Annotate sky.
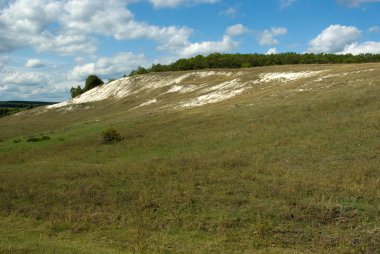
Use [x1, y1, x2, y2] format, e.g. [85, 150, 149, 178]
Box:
[0, 0, 380, 102]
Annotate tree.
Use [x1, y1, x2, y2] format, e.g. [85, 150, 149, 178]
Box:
[129, 66, 148, 76]
[84, 75, 104, 92]
[70, 85, 84, 98]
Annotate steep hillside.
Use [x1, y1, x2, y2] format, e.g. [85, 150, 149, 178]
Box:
[0, 64, 379, 253]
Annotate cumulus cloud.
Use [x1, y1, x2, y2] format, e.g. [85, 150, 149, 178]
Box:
[340, 41, 380, 54]
[69, 52, 148, 81]
[0, 0, 194, 56]
[0, 67, 81, 101]
[3, 71, 50, 86]
[337, 0, 380, 7]
[149, 0, 219, 8]
[25, 59, 45, 68]
[258, 27, 287, 46]
[225, 24, 248, 37]
[266, 48, 278, 55]
[308, 25, 361, 53]
[308, 24, 380, 54]
[178, 36, 238, 58]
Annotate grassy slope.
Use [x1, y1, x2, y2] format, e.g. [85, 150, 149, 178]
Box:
[0, 64, 379, 253]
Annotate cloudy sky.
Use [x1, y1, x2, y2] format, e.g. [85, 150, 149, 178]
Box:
[0, 0, 380, 101]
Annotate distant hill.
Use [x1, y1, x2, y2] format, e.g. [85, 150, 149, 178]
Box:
[0, 101, 57, 117]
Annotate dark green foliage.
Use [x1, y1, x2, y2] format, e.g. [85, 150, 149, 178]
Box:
[41, 136, 50, 140]
[0, 101, 56, 108]
[128, 53, 380, 75]
[26, 136, 50, 142]
[129, 66, 148, 76]
[27, 137, 42, 142]
[70, 85, 84, 98]
[102, 128, 122, 144]
[84, 75, 104, 91]
[70, 75, 104, 98]
[0, 108, 17, 117]
[13, 139, 21, 143]
[0, 101, 56, 118]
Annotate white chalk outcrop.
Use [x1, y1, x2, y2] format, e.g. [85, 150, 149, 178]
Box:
[47, 69, 327, 111]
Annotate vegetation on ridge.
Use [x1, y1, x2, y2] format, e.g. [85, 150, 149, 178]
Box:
[129, 52, 380, 76]
[70, 75, 104, 98]
[0, 101, 56, 118]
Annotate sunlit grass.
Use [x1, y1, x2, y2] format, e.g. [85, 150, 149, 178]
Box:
[0, 64, 379, 253]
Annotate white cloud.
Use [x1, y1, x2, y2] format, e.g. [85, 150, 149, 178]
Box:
[279, 0, 296, 9]
[368, 26, 380, 33]
[149, 0, 219, 8]
[69, 52, 148, 81]
[258, 27, 287, 46]
[25, 59, 45, 68]
[0, 0, 62, 34]
[179, 36, 238, 58]
[337, 0, 380, 7]
[0, 67, 83, 101]
[32, 32, 97, 56]
[308, 24, 380, 54]
[220, 7, 238, 18]
[3, 71, 51, 88]
[266, 48, 278, 55]
[308, 25, 361, 53]
[0, 0, 62, 53]
[340, 41, 380, 54]
[0, 0, 194, 56]
[225, 24, 248, 37]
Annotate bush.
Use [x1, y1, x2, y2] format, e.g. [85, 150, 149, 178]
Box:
[41, 136, 51, 140]
[13, 139, 21, 143]
[84, 75, 104, 91]
[70, 85, 84, 98]
[26, 136, 50, 142]
[102, 128, 122, 144]
[27, 137, 42, 142]
[70, 75, 104, 98]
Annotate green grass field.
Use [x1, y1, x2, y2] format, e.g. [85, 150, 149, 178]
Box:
[0, 64, 379, 253]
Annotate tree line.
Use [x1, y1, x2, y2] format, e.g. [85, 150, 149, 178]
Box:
[129, 53, 380, 76]
[0, 101, 56, 118]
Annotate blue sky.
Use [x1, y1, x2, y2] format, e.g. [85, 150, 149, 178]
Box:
[0, 0, 380, 101]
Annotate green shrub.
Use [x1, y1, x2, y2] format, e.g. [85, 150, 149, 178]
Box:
[102, 128, 122, 144]
[13, 139, 21, 143]
[41, 136, 50, 140]
[27, 137, 42, 142]
[84, 75, 104, 91]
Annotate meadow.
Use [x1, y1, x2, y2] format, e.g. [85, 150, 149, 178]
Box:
[0, 64, 379, 253]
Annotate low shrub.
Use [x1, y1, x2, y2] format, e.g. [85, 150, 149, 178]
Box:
[102, 128, 123, 144]
[27, 137, 42, 142]
[41, 136, 50, 140]
[13, 139, 21, 143]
